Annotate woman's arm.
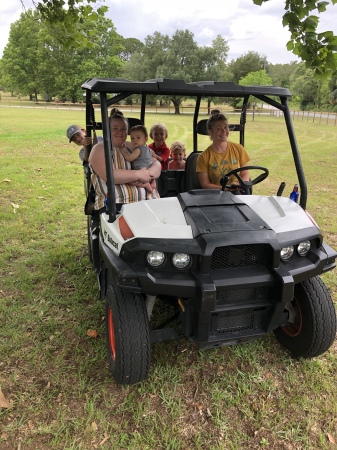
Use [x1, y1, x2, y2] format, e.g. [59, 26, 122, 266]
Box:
[198, 172, 221, 189]
[89, 142, 152, 184]
[147, 159, 161, 178]
[88, 143, 106, 179]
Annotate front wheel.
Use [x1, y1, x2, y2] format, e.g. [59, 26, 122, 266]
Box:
[274, 276, 336, 358]
[105, 285, 151, 385]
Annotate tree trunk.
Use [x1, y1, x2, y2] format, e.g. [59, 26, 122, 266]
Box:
[171, 97, 181, 114]
[207, 98, 211, 115]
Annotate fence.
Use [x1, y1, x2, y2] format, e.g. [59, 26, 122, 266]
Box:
[1, 98, 337, 126]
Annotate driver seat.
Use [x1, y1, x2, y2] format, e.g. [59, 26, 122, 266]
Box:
[185, 152, 201, 191]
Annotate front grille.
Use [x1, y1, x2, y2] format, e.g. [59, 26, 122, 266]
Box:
[211, 244, 271, 270]
[216, 286, 268, 306]
[210, 310, 265, 336]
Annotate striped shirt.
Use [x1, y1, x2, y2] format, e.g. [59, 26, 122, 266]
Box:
[91, 144, 158, 210]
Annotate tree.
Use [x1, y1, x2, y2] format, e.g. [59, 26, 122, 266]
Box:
[119, 38, 145, 62]
[23, 0, 108, 48]
[239, 70, 273, 86]
[328, 74, 337, 106]
[229, 51, 268, 84]
[268, 62, 299, 88]
[253, 0, 337, 76]
[1, 10, 124, 102]
[289, 63, 326, 109]
[154, 30, 200, 113]
[1, 10, 42, 100]
[197, 35, 232, 112]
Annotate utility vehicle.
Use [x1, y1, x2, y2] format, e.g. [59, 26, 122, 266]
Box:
[81, 78, 337, 385]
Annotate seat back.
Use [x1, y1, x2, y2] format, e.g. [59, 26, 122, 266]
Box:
[196, 119, 209, 136]
[157, 170, 185, 198]
[127, 117, 143, 134]
[185, 152, 201, 191]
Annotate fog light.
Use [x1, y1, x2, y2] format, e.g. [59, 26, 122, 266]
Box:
[172, 253, 190, 269]
[280, 246, 294, 261]
[297, 241, 311, 256]
[146, 251, 165, 267]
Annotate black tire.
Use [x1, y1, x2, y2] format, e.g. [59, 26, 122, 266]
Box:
[274, 276, 336, 358]
[105, 285, 151, 385]
[87, 216, 93, 263]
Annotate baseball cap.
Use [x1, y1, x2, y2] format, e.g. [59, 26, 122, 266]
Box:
[66, 124, 82, 142]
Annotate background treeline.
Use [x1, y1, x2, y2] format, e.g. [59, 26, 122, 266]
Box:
[1, 9, 337, 112]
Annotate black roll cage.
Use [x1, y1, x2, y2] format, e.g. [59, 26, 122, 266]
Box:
[82, 78, 307, 222]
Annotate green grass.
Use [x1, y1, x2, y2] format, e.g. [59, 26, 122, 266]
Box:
[0, 107, 336, 450]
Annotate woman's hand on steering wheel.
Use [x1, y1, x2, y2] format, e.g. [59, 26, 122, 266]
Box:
[220, 166, 269, 195]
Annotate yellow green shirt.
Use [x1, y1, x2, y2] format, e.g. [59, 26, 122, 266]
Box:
[196, 142, 250, 186]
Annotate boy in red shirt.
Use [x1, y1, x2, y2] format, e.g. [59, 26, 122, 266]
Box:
[148, 122, 170, 170]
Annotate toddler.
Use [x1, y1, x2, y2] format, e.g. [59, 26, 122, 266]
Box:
[168, 141, 186, 170]
[148, 122, 170, 170]
[119, 125, 156, 193]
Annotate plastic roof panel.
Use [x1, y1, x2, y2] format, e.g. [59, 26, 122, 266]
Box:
[81, 78, 292, 98]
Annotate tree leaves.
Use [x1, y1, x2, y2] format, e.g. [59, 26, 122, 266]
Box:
[255, 0, 337, 77]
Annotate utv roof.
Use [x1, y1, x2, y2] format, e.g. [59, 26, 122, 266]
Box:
[81, 77, 292, 98]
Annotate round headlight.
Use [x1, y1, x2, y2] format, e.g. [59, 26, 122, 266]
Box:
[297, 241, 311, 256]
[172, 253, 191, 269]
[146, 251, 165, 267]
[280, 246, 294, 261]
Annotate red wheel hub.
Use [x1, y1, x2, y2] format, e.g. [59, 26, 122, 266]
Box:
[107, 307, 116, 360]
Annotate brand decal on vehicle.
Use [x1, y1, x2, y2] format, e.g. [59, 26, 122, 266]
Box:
[104, 229, 118, 250]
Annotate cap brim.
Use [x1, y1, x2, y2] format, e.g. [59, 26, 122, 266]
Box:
[68, 130, 81, 143]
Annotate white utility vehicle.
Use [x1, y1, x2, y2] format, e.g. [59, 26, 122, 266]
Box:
[82, 78, 337, 385]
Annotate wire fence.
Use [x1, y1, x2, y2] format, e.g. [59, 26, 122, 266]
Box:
[1, 99, 337, 126]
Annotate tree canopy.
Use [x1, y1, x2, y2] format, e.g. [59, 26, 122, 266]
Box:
[1, 2, 337, 112]
[21, 0, 337, 76]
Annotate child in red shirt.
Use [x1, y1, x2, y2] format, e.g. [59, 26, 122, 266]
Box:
[148, 122, 170, 170]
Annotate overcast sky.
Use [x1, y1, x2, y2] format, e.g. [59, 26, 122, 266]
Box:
[1, 0, 337, 64]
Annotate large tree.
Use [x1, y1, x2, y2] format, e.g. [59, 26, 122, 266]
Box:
[1, 10, 42, 100]
[267, 62, 299, 88]
[1, 10, 124, 101]
[122, 30, 230, 113]
[228, 51, 268, 84]
[290, 62, 330, 109]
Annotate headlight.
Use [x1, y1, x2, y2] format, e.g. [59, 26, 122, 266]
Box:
[146, 251, 165, 267]
[172, 253, 191, 269]
[297, 241, 311, 256]
[280, 246, 294, 261]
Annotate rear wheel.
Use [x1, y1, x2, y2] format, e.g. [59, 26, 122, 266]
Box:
[105, 285, 151, 384]
[274, 276, 336, 358]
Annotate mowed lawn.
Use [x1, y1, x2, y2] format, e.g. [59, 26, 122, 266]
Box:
[0, 106, 337, 450]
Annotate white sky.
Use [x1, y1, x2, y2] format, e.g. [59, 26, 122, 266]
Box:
[1, 0, 337, 64]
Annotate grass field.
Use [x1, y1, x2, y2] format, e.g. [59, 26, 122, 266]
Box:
[0, 107, 336, 450]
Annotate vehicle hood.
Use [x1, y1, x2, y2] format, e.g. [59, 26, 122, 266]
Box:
[118, 191, 316, 240]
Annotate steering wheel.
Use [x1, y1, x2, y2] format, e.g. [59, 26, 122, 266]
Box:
[220, 165, 269, 195]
